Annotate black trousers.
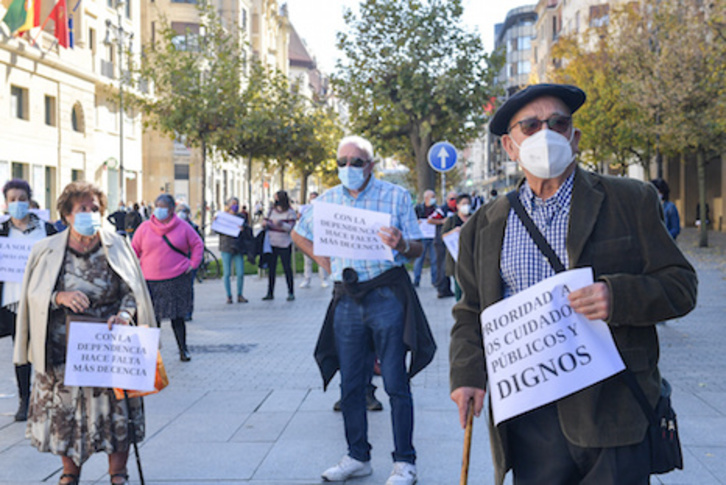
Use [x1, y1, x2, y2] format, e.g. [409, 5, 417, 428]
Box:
[507, 403, 651, 485]
[267, 245, 294, 296]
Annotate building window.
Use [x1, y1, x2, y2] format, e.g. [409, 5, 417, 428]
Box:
[242, 8, 247, 31]
[552, 16, 558, 40]
[72, 169, 83, 181]
[171, 22, 201, 51]
[171, 0, 197, 3]
[89, 27, 96, 54]
[518, 36, 531, 51]
[125, 0, 131, 18]
[71, 102, 85, 133]
[589, 4, 610, 27]
[45, 96, 57, 126]
[10, 85, 28, 120]
[174, 164, 190, 180]
[518, 60, 531, 74]
[107, 0, 113, 7]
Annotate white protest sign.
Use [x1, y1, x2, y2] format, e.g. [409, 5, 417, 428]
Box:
[418, 219, 436, 239]
[64, 322, 160, 391]
[481, 268, 625, 425]
[211, 211, 244, 237]
[0, 237, 36, 283]
[313, 201, 393, 261]
[443, 230, 460, 261]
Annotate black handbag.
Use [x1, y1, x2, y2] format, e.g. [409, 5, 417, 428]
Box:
[622, 372, 683, 474]
[506, 190, 684, 474]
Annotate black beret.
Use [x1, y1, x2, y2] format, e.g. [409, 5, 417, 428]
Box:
[489, 83, 586, 136]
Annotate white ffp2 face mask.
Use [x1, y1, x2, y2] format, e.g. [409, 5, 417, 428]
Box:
[512, 129, 575, 179]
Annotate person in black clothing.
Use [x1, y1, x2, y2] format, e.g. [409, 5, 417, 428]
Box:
[107, 202, 127, 235]
[124, 203, 143, 240]
[1, 179, 57, 421]
[177, 203, 201, 320]
[432, 191, 457, 298]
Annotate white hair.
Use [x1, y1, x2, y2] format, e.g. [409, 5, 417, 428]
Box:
[337, 135, 374, 161]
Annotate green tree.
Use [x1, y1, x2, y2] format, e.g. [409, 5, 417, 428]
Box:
[334, 0, 501, 196]
[611, 1, 726, 247]
[220, 61, 291, 210]
[132, 3, 243, 237]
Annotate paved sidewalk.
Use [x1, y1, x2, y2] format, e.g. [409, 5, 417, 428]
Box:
[0, 227, 725, 484]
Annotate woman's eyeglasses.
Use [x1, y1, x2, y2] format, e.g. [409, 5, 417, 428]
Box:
[509, 115, 572, 137]
[336, 157, 369, 168]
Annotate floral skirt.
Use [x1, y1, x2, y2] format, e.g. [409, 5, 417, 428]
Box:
[147, 272, 193, 321]
[26, 366, 144, 466]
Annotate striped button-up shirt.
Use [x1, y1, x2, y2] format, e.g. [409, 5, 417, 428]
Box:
[500, 171, 575, 298]
[294, 177, 423, 282]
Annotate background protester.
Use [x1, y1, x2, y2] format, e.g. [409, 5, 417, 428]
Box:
[107, 202, 128, 235]
[124, 203, 143, 240]
[412, 190, 439, 288]
[433, 190, 457, 298]
[441, 193, 472, 301]
[262, 190, 297, 301]
[13, 181, 156, 485]
[299, 192, 330, 289]
[132, 194, 203, 361]
[651, 179, 681, 240]
[1, 179, 57, 421]
[216, 197, 248, 304]
[177, 203, 202, 320]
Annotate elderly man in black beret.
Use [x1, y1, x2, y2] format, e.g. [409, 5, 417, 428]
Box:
[449, 83, 698, 484]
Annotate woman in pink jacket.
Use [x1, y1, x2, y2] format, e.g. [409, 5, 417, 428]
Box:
[132, 194, 203, 361]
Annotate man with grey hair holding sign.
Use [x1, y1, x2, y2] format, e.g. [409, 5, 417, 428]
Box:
[293, 135, 436, 485]
[449, 83, 697, 484]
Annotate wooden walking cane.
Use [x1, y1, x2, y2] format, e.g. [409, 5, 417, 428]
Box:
[123, 391, 145, 485]
[460, 398, 475, 485]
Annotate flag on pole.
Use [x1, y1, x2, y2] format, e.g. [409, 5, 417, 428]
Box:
[2, 0, 32, 34]
[48, 0, 69, 48]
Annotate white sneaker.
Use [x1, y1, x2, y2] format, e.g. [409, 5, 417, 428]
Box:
[321, 280, 330, 288]
[321, 455, 372, 482]
[385, 462, 417, 485]
[299, 279, 311, 288]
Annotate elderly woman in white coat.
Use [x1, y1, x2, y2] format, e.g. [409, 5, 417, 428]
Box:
[13, 181, 156, 485]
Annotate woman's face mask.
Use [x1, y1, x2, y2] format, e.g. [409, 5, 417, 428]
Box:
[73, 212, 102, 236]
[8, 201, 29, 220]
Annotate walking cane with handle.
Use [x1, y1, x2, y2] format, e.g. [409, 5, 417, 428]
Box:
[460, 397, 475, 485]
[123, 390, 145, 485]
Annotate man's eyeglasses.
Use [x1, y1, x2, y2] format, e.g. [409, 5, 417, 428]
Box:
[336, 157, 370, 168]
[509, 115, 572, 137]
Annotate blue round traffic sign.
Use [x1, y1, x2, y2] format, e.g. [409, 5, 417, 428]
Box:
[427, 141, 458, 172]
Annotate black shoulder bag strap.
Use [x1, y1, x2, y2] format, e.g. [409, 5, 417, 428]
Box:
[162, 235, 190, 259]
[506, 191, 657, 419]
[506, 191, 566, 273]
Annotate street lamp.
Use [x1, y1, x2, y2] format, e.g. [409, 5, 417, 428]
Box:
[105, 0, 134, 205]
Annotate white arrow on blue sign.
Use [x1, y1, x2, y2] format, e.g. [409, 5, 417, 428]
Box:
[427, 141, 458, 173]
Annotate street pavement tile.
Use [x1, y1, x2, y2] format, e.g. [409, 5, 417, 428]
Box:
[0, 422, 26, 450]
[0, 442, 60, 481]
[230, 411, 294, 442]
[693, 391, 726, 415]
[185, 390, 271, 415]
[151, 411, 249, 443]
[255, 389, 308, 413]
[670, 387, 724, 418]
[678, 416, 726, 446]
[137, 441, 272, 480]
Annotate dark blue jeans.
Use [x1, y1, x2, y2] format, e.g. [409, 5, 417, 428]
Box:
[333, 286, 415, 464]
[413, 238, 437, 285]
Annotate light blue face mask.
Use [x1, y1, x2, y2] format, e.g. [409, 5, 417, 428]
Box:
[338, 166, 367, 191]
[8, 201, 29, 220]
[154, 207, 170, 220]
[73, 212, 101, 236]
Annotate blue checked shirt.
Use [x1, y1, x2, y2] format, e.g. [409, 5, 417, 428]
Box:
[294, 177, 423, 282]
[501, 171, 575, 298]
